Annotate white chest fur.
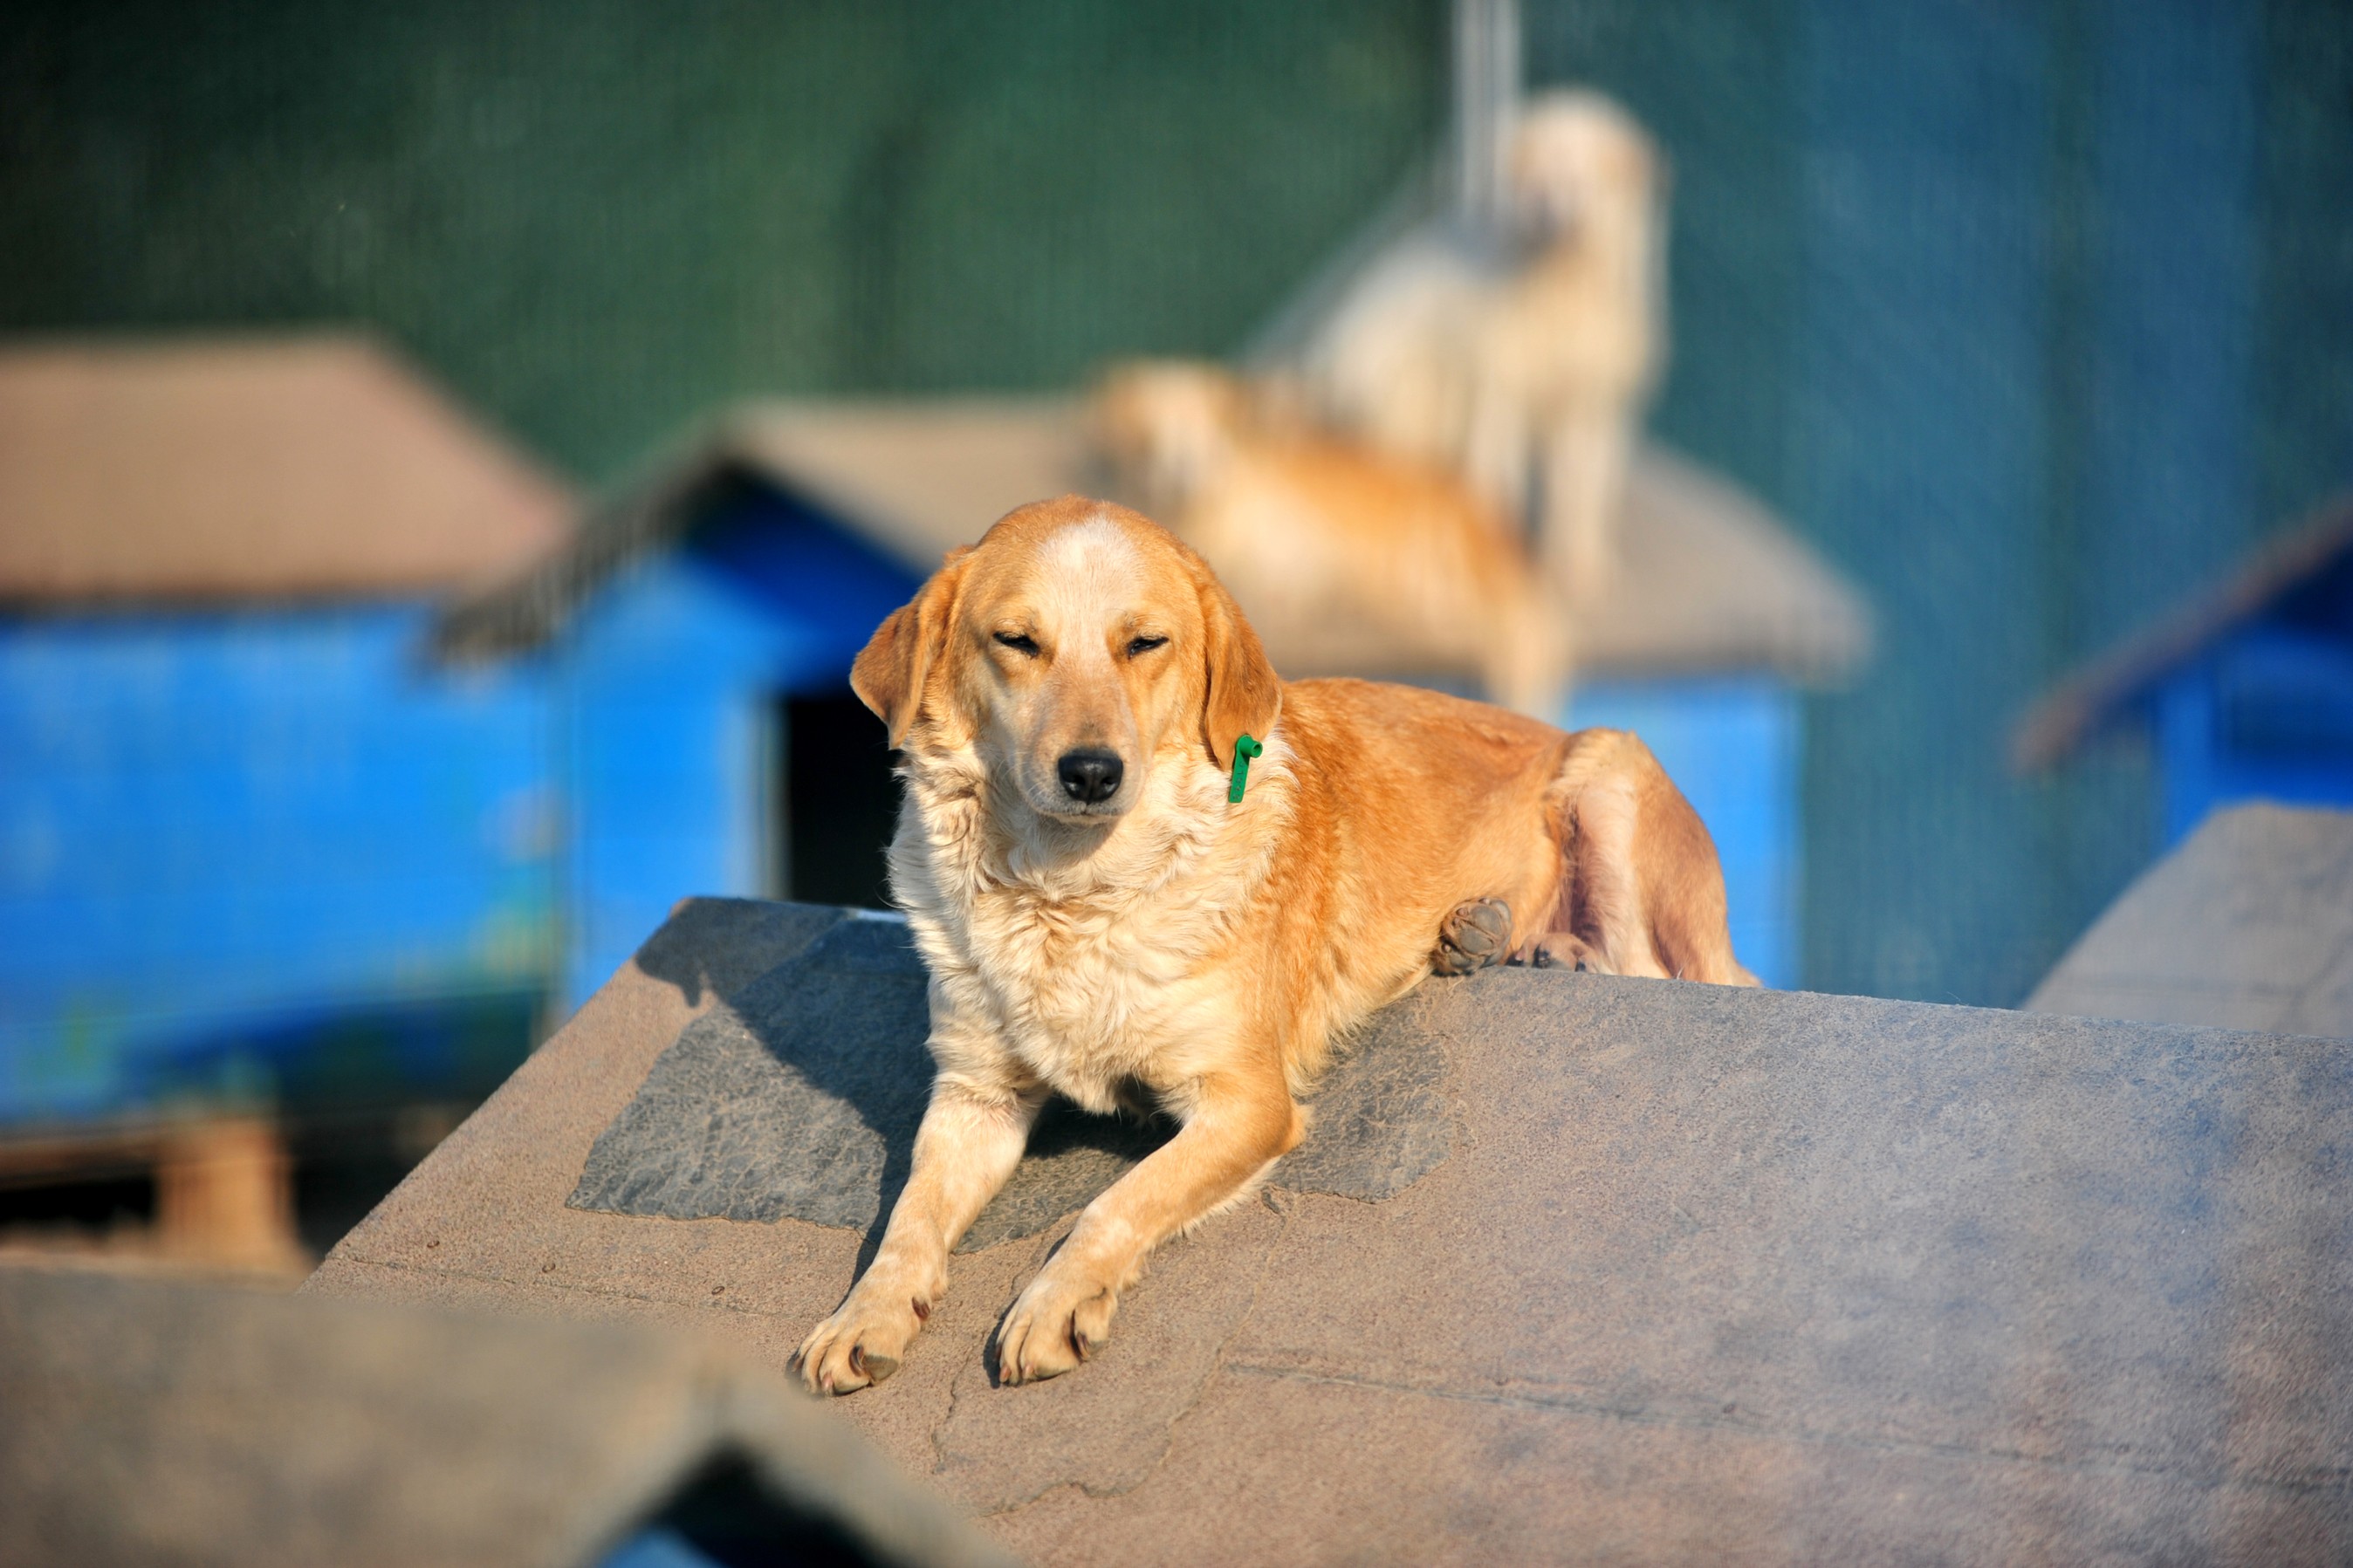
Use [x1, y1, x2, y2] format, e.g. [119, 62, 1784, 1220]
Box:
[890, 745, 1282, 1113]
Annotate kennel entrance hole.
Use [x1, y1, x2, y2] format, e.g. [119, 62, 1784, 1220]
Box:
[775, 689, 898, 911]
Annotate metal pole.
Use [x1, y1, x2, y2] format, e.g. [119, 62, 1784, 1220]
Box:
[1452, 0, 1520, 225]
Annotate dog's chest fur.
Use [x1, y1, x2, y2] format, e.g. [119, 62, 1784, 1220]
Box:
[891, 748, 1279, 1113]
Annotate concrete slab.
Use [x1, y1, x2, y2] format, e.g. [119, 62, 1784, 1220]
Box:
[2028, 803, 2353, 1037]
[309, 898, 2353, 1565]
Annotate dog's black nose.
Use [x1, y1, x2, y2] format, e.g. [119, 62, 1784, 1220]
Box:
[1057, 749, 1124, 805]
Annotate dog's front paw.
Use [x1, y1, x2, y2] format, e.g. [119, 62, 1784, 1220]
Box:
[1434, 897, 1513, 976]
[797, 1277, 933, 1396]
[996, 1260, 1119, 1386]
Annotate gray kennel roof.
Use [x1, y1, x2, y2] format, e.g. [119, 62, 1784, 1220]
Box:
[306, 896, 2353, 1565]
[433, 397, 1872, 687]
[0, 1256, 1013, 1568]
[0, 334, 574, 606]
[2027, 801, 2353, 1037]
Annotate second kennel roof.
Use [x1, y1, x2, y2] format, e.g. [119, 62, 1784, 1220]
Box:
[435, 395, 1871, 685]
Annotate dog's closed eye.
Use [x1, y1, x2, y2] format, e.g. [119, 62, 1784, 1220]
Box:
[1126, 635, 1169, 658]
[995, 631, 1041, 657]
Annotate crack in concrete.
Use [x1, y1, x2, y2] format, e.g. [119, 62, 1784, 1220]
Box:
[928, 1226, 1059, 1481]
[975, 1192, 1296, 1521]
[1216, 1360, 2353, 1496]
[324, 1251, 803, 1328]
[972, 1479, 1094, 1526]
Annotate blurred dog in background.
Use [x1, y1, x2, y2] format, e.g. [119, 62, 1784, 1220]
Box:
[1299, 90, 1664, 605]
[1088, 359, 1573, 718]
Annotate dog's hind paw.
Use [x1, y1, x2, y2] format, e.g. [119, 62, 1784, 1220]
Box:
[1526, 932, 1608, 973]
[1434, 898, 1513, 976]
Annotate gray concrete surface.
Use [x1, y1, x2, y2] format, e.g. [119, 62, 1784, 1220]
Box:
[571, 912, 1451, 1250]
[0, 1256, 1016, 1568]
[310, 897, 2353, 1565]
[2029, 802, 2353, 1037]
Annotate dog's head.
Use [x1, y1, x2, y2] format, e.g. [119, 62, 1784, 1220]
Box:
[852, 496, 1281, 825]
[1085, 360, 1252, 516]
[1507, 89, 1661, 249]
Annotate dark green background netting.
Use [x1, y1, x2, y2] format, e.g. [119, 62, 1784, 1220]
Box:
[7, 0, 2350, 1004]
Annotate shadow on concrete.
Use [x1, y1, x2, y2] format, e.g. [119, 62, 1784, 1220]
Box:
[628, 899, 851, 1013]
[575, 913, 1178, 1258]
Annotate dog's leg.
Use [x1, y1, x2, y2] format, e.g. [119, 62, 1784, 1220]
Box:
[1482, 579, 1574, 719]
[1626, 761, 1760, 987]
[1547, 731, 1759, 988]
[1562, 765, 1670, 979]
[1434, 896, 1514, 976]
[995, 1066, 1300, 1384]
[1524, 931, 1609, 971]
[1538, 404, 1633, 605]
[1462, 373, 1533, 524]
[798, 1076, 1044, 1394]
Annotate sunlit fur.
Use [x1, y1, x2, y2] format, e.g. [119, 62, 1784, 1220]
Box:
[1089, 359, 1574, 718]
[795, 496, 1752, 1395]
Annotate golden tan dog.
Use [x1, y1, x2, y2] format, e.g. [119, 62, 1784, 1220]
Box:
[1302, 90, 1664, 604]
[796, 496, 1751, 1395]
[1088, 359, 1574, 718]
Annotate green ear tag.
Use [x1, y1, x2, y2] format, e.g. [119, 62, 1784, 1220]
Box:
[1227, 734, 1264, 804]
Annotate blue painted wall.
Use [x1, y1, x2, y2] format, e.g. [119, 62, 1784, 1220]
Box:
[0, 488, 923, 1127]
[2152, 595, 2353, 844]
[0, 476, 1804, 1130]
[556, 486, 919, 1006]
[0, 606, 555, 1124]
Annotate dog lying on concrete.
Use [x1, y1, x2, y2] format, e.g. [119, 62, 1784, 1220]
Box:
[1300, 90, 1664, 605]
[1087, 358, 1573, 717]
[796, 496, 1751, 1394]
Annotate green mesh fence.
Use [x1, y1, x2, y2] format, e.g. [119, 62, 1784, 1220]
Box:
[0, 0, 1441, 476]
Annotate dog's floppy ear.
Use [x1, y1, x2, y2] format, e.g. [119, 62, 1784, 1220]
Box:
[853, 546, 971, 746]
[1196, 566, 1281, 769]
